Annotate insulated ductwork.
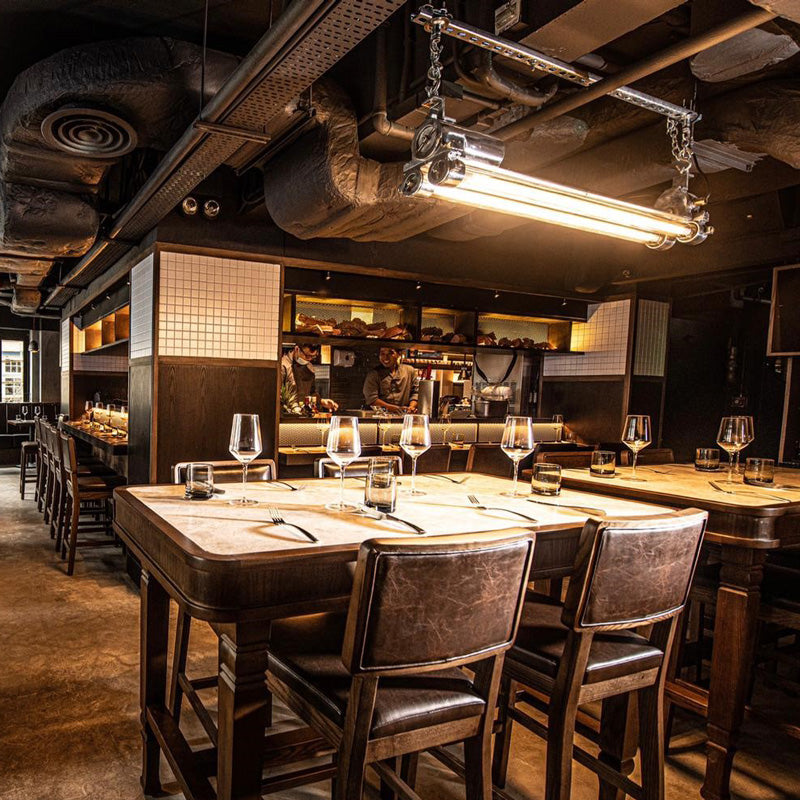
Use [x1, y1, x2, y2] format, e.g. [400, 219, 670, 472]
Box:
[262, 80, 587, 242]
[0, 37, 236, 311]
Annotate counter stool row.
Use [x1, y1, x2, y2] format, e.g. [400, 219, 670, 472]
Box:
[29, 418, 126, 575]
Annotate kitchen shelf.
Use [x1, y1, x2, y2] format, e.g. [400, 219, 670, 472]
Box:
[73, 305, 130, 356]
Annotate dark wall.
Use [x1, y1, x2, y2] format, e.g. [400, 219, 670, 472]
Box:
[541, 378, 627, 445]
[663, 300, 784, 462]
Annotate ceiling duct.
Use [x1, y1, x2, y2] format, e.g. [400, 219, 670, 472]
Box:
[44, 0, 408, 308]
[0, 36, 237, 312]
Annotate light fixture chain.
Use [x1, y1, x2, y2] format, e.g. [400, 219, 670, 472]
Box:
[424, 5, 450, 114]
[667, 114, 695, 191]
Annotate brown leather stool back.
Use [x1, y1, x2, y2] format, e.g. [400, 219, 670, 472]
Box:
[538, 451, 593, 469]
[401, 444, 452, 475]
[466, 443, 514, 478]
[172, 458, 277, 484]
[342, 531, 535, 675]
[563, 510, 707, 632]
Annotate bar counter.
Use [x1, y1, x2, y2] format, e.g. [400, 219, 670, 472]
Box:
[61, 421, 128, 476]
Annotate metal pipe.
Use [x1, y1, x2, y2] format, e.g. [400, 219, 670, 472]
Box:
[497, 6, 776, 139]
[44, 0, 335, 306]
[473, 52, 557, 108]
[370, 27, 415, 141]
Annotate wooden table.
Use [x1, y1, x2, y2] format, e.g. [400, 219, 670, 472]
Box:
[114, 474, 669, 800]
[8, 418, 35, 440]
[560, 463, 800, 800]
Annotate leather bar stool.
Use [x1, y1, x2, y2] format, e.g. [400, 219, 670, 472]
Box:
[19, 428, 38, 499]
[267, 530, 535, 800]
[315, 454, 403, 478]
[466, 443, 514, 477]
[60, 433, 126, 575]
[168, 458, 278, 732]
[400, 443, 451, 474]
[492, 509, 707, 800]
[620, 448, 675, 466]
[34, 418, 48, 512]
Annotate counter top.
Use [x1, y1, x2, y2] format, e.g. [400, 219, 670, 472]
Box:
[62, 421, 128, 455]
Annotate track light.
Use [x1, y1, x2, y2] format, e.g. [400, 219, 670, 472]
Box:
[493, 290, 500, 299]
[415, 281, 422, 290]
[324, 270, 332, 281]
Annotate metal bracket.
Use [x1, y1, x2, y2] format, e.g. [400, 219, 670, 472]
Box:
[193, 120, 272, 145]
[413, 4, 699, 122]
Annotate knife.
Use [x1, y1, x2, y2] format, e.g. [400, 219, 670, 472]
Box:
[358, 508, 426, 534]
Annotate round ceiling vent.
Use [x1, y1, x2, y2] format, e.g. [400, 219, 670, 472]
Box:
[41, 106, 137, 158]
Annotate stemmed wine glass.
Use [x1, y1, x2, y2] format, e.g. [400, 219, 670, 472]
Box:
[228, 413, 262, 506]
[717, 416, 751, 484]
[400, 414, 431, 496]
[621, 414, 652, 481]
[21, 405, 28, 420]
[34, 405, 41, 417]
[734, 416, 755, 474]
[501, 416, 535, 497]
[326, 416, 362, 511]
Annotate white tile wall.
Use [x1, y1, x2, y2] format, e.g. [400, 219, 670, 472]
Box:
[130, 254, 154, 359]
[72, 354, 128, 373]
[60, 319, 70, 373]
[543, 299, 631, 377]
[158, 252, 281, 360]
[634, 299, 670, 377]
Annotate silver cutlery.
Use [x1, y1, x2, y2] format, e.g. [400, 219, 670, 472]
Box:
[427, 474, 469, 485]
[708, 481, 788, 503]
[268, 480, 302, 491]
[268, 506, 318, 543]
[358, 508, 426, 535]
[527, 498, 605, 515]
[467, 494, 538, 523]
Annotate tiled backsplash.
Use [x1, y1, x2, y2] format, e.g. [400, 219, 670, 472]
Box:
[158, 252, 281, 360]
[60, 319, 70, 373]
[130, 254, 154, 360]
[544, 299, 631, 377]
[72, 354, 128, 373]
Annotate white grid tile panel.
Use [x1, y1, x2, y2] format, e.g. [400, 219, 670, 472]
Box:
[72, 354, 128, 373]
[158, 252, 280, 360]
[543, 300, 630, 377]
[130, 254, 154, 359]
[60, 319, 70, 373]
[634, 299, 669, 377]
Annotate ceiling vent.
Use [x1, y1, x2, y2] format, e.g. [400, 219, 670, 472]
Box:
[41, 106, 138, 158]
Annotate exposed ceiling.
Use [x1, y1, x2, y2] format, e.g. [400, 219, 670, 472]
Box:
[0, 0, 799, 314]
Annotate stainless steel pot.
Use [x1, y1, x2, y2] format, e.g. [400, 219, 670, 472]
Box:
[473, 397, 509, 418]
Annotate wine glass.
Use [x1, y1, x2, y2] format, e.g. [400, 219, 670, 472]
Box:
[500, 416, 535, 497]
[34, 405, 41, 417]
[400, 414, 431, 496]
[21, 405, 28, 420]
[316, 419, 329, 447]
[325, 416, 362, 511]
[621, 414, 652, 481]
[735, 416, 755, 474]
[228, 413, 263, 506]
[717, 416, 750, 484]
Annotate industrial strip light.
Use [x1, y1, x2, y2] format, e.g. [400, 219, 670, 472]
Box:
[400, 5, 712, 250]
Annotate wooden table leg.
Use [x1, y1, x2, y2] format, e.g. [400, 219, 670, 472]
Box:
[597, 692, 638, 800]
[216, 621, 271, 800]
[140, 570, 170, 797]
[701, 545, 766, 800]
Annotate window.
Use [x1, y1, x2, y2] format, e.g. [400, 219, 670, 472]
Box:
[1, 339, 25, 402]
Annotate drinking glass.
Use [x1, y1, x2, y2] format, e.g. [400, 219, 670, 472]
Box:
[591, 451, 616, 477]
[228, 413, 263, 506]
[316, 419, 329, 447]
[744, 457, 775, 486]
[735, 416, 755, 474]
[501, 416, 535, 497]
[185, 463, 214, 500]
[21, 405, 28, 419]
[552, 414, 564, 442]
[34, 405, 41, 417]
[717, 416, 749, 484]
[400, 414, 431, 496]
[326, 416, 362, 511]
[695, 448, 720, 472]
[531, 463, 562, 496]
[621, 414, 652, 481]
[364, 457, 398, 513]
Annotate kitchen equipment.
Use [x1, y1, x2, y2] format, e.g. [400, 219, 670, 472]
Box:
[417, 379, 440, 418]
[473, 396, 509, 418]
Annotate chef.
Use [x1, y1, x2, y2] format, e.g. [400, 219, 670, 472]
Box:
[280, 345, 338, 414]
[363, 347, 419, 414]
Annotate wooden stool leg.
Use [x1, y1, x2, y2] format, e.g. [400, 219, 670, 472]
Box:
[169, 610, 192, 722]
[598, 693, 638, 800]
[66, 494, 81, 575]
[492, 676, 515, 788]
[639, 682, 666, 800]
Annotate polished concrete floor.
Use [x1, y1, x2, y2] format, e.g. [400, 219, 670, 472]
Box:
[1, 466, 798, 800]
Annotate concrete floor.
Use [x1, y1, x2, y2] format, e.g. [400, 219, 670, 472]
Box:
[1, 466, 798, 800]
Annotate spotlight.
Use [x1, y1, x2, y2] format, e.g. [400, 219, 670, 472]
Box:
[415, 281, 422, 290]
[203, 199, 221, 219]
[324, 271, 332, 281]
[493, 290, 500, 299]
[561, 298, 567, 307]
[181, 196, 198, 216]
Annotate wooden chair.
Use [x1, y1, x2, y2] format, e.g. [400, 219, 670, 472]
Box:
[267, 530, 535, 800]
[620, 448, 675, 466]
[401, 443, 452, 474]
[492, 509, 707, 800]
[466, 443, 513, 478]
[60, 433, 126, 575]
[315, 455, 403, 478]
[172, 458, 277, 484]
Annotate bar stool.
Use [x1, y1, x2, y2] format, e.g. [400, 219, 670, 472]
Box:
[60, 433, 126, 575]
[492, 509, 707, 800]
[267, 530, 535, 800]
[315, 454, 403, 478]
[400, 443, 451, 474]
[168, 458, 277, 730]
[19, 429, 38, 499]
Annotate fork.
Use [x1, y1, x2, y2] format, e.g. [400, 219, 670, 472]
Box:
[468, 494, 538, 523]
[427, 474, 469, 485]
[708, 481, 788, 503]
[268, 506, 318, 543]
[268, 479, 302, 491]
